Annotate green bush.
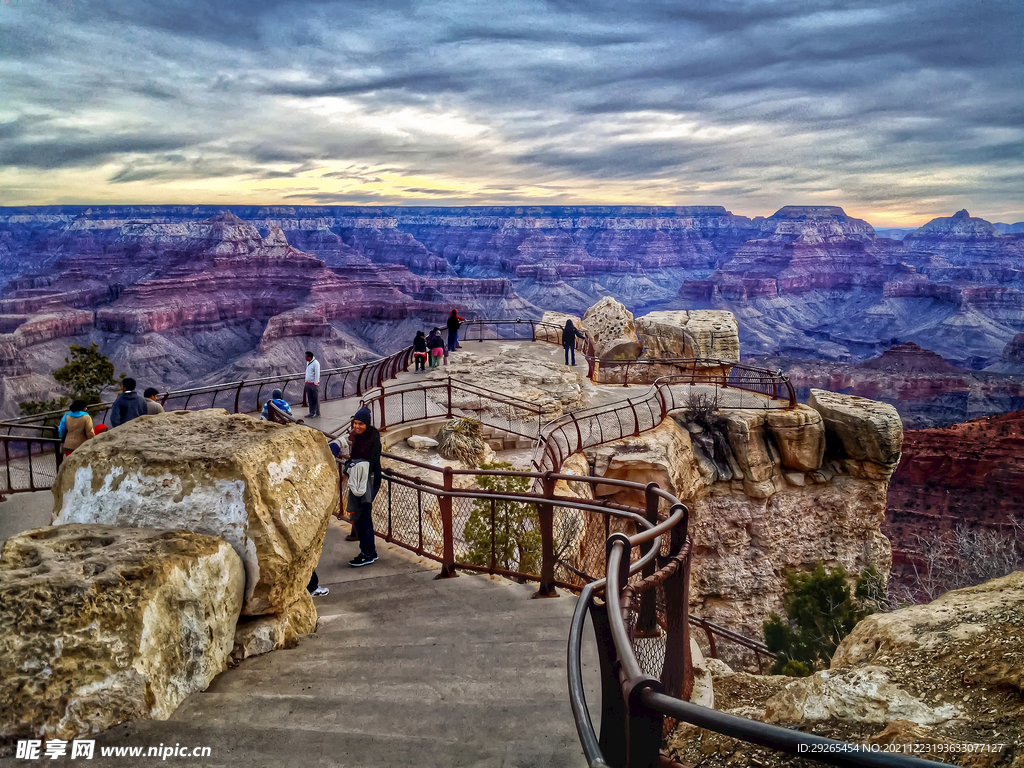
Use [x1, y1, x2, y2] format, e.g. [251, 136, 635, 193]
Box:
[763, 563, 876, 676]
[463, 461, 540, 575]
[19, 344, 122, 418]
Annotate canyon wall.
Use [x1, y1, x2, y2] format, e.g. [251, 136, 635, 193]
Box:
[1, 204, 1022, 419]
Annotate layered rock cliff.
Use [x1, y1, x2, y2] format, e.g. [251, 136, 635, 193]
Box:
[885, 410, 1024, 589]
[2, 204, 1022, 419]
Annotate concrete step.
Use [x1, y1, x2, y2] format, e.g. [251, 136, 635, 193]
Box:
[73, 525, 600, 768]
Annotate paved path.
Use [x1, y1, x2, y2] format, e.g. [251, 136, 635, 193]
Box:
[52, 520, 601, 768]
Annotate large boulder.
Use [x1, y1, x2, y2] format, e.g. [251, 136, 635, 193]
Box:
[52, 410, 339, 616]
[809, 390, 903, 479]
[539, 311, 583, 346]
[636, 309, 740, 361]
[765, 406, 825, 472]
[718, 410, 780, 496]
[582, 296, 641, 360]
[589, 419, 703, 506]
[0, 524, 244, 741]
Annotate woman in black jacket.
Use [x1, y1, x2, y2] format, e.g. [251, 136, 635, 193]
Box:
[347, 406, 382, 566]
[562, 319, 585, 366]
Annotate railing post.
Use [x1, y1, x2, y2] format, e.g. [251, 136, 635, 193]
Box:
[379, 389, 388, 432]
[623, 677, 666, 768]
[534, 471, 558, 598]
[662, 547, 693, 702]
[436, 467, 458, 579]
[446, 376, 453, 418]
[634, 484, 659, 636]
[233, 382, 243, 413]
[590, 600, 629, 768]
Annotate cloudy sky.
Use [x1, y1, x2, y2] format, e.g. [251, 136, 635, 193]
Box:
[0, 0, 1021, 225]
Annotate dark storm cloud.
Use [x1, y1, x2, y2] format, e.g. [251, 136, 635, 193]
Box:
[0, 134, 195, 170]
[0, 0, 1021, 219]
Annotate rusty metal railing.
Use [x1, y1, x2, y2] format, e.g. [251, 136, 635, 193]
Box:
[0, 435, 63, 495]
[568, 515, 943, 768]
[533, 371, 793, 474]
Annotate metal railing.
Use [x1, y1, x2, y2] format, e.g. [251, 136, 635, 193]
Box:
[0, 435, 64, 494]
[533, 371, 793, 474]
[326, 376, 545, 445]
[568, 512, 946, 768]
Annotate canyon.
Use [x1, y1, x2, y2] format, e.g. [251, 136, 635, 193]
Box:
[0, 205, 1022, 422]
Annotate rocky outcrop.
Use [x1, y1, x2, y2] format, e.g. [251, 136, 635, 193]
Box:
[810, 389, 903, 480]
[689, 476, 892, 661]
[51, 410, 339, 617]
[764, 571, 1024, 743]
[669, 572, 1024, 767]
[582, 297, 641, 360]
[0, 524, 244, 741]
[636, 310, 740, 361]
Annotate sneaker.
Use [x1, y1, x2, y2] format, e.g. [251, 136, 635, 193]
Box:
[349, 553, 378, 567]
[311, 586, 329, 597]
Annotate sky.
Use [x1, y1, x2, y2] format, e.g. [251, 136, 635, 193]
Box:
[0, 0, 1021, 226]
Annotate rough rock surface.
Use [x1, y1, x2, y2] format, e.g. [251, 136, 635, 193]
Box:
[0, 524, 244, 742]
[231, 590, 317, 663]
[636, 309, 740, 361]
[689, 476, 892, 663]
[51, 410, 339, 616]
[668, 572, 1024, 767]
[765, 406, 825, 471]
[539, 311, 583, 345]
[582, 296, 642, 360]
[588, 419, 703, 507]
[810, 389, 903, 478]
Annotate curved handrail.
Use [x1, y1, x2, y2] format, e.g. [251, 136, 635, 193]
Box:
[568, 521, 941, 768]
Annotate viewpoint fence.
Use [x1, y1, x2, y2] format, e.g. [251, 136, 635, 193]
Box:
[533, 369, 795, 474]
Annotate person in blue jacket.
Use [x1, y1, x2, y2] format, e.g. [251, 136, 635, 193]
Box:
[261, 389, 292, 420]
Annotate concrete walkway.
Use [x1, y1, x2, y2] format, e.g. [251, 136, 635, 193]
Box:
[63, 520, 601, 768]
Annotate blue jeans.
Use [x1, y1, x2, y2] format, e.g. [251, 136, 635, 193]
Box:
[448, 329, 459, 350]
[564, 345, 575, 365]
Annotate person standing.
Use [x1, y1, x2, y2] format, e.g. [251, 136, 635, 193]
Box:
[427, 328, 445, 368]
[144, 387, 164, 415]
[562, 319, 585, 366]
[304, 351, 321, 418]
[346, 406, 381, 567]
[58, 400, 94, 456]
[446, 308, 466, 352]
[110, 378, 148, 427]
[413, 330, 428, 372]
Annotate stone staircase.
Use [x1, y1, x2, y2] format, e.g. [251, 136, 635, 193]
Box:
[480, 424, 537, 452]
[73, 523, 599, 768]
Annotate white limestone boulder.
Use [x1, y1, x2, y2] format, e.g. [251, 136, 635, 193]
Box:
[765, 405, 825, 472]
[539, 311, 583, 345]
[52, 409, 339, 616]
[582, 296, 641, 360]
[0, 524, 244, 742]
[636, 309, 740, 361]
[809, 389, 903, 478]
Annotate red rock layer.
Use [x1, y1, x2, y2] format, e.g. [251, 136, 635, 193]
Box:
[885, 411, 1024, 583]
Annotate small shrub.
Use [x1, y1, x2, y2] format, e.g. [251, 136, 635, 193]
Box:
[684, 389, 720, 428]
[463, 461, 540, 575]
[436, 417, 486, 466]
[763, 563, 875, 675]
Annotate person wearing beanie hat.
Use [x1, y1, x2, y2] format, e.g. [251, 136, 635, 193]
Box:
[446, 308, 466, 352]
[345, 407, 381, 566]
[261, 388, 292, 420]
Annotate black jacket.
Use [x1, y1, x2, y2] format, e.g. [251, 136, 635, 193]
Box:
[349, 426, 383, 498]
[110, 391, 148, 427]
[562, 325, 584, 347]
[413, 335, 427, 353]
